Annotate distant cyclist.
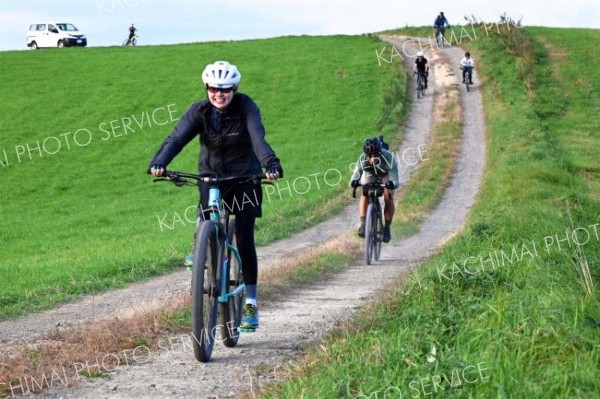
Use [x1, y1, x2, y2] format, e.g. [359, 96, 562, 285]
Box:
[433, 12, 450, 42]
[459, 52, 475, 84]
[413, 50, 429, 89]
[126, 23, 137, 45]
[350, 137, 400, 243]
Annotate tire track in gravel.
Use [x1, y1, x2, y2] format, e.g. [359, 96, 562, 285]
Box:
[7, 37, 485, 399]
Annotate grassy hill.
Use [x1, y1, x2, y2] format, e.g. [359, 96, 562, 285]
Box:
[0, 35, 406, 320]
[262, 27, 600, 398]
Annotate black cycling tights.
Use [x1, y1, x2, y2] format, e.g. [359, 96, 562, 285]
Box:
[233, 212, 258, 285]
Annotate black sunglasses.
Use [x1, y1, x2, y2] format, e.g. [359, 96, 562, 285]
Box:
[207, 86, 234, 94]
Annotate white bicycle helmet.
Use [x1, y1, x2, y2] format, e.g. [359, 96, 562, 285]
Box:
[202, 61, 241, 88]
[416, 50, 424, 57]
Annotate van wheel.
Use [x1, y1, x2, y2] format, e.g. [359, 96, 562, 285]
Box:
[30, 41, 39, 50]
[57, 40, 65, 48]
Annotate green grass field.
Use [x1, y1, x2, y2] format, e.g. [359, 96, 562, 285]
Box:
[0, 35, 407, 320]
[261, 27, 600, 399]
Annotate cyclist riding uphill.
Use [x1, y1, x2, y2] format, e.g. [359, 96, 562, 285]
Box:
[148, 60, 284, 332]
[459, 51, 475, 84]
[350, 137, 400, 243]
[413, 50, 429, 89]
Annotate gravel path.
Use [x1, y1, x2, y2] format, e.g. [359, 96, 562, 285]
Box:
[3, 37, 486, 399]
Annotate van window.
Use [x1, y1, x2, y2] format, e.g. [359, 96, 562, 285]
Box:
[56, 23, 79, 31]
[36, 24, 46, 31]
[48, 24, 59, 33]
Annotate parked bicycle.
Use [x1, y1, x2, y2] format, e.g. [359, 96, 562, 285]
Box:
[154, 171, 269, 362]
[353, 181, 385, 265]
[415, 71, 427, 98]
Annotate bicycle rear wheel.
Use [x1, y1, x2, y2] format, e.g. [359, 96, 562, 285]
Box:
[374, 203, 383, 261]
[219, 218, 244, 347]
[365, 203, 376, 265]
[191, 220, 220, 362]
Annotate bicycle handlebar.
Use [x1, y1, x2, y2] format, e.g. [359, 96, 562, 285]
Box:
[352, 182, 386, 198]
[152, 170, 269, 187]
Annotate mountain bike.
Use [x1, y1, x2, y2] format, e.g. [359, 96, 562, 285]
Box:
[435, 28, 445, 48]
[460, 66, 474, 92]
[415, 71, 427, 98]
[122, 34, 137, 46]
[353, 181, 385, 265]
[154, 171, 268, 362]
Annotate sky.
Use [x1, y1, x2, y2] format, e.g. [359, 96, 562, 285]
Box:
[0, 0, 598, 51]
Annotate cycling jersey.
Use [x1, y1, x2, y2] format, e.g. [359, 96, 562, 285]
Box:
[149, 93, 281, 177]
[351, 149, 400, 188]
[415, 57, 428, 73]
[460, 57, 475, 68]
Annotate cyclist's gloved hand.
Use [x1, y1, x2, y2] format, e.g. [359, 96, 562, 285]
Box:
[385, 181, 396, 191]
[266, 163, 283, 180]
[351, 179, 360, 188]
[149, 164, 165, 177]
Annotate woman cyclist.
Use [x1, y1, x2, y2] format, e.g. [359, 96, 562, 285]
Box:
[148, 60, 283, 332]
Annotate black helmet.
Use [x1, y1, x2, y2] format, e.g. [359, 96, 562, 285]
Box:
[363, 137, 382, 156]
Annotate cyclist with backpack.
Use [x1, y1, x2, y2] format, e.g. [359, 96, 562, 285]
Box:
[148, 60, 283, 332]
[350, 137, 400, 243]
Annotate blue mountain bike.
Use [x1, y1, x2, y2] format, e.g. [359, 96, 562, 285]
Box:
[155, 171, 268, 362]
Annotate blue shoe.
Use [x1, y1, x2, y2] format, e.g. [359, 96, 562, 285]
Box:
[184, 253, 193, 271]
[239, 304, 259, 331]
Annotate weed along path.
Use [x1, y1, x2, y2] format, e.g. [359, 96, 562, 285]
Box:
[3, 38, 486, 399]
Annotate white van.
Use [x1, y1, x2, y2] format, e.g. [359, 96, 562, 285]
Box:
[27, 23, 87, 49]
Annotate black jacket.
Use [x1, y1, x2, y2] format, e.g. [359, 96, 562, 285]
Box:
[149, 93, 281, 177]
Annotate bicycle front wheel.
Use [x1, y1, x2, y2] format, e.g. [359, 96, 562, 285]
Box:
[191, 220, 221, 362]
[219, 218, 245, 347]
[374, 203, 383, 261]
[365, 203, 375, 265]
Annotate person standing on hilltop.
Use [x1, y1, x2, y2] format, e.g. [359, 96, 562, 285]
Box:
[126, 23, 137, 45]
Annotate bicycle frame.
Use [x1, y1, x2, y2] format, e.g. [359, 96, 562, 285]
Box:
[353, 181, 385, 264]
[416, 72, 426, 98]
[206, 185, 244, 305]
